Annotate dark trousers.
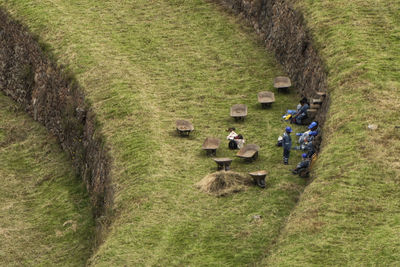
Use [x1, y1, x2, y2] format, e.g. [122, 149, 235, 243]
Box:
[283, 148, 290, 163]
[295, 113, 307, 124]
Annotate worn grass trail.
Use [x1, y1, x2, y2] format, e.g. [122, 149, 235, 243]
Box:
[2, 0, 307, 265]
[264, 0, 400, 265]
[0, 94, 94, 265]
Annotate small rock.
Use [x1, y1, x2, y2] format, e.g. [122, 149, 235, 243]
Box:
[368, 124, 378, 130]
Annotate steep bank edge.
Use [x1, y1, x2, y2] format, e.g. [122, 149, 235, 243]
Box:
[213, 0, 329, 150]
[0, 9, 113, 247]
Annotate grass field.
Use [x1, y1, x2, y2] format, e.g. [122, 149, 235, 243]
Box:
[263, 0, 400, 265]
[0, 93, 94, 265]
[3, 0, 397, 265]
[1, 0, 310, 265]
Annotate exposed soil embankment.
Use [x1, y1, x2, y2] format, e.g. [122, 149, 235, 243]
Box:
[214, 0, 329, 146]
[0, 9, 112, 244]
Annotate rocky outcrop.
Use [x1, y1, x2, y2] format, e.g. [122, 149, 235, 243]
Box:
[214, 0, 329, 147]
[0, 9, 112, 245]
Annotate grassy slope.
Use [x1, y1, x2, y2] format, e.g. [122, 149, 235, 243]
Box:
[264, 0, 400, 265]
[0, 93, 94, 266]
[1, 0, 308, 265]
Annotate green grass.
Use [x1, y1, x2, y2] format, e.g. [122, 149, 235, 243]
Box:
[1, 0, 310, 265]
[3, 0, 400, 265]
[262, 0, 400, 265]
[0, 93, 94, 266]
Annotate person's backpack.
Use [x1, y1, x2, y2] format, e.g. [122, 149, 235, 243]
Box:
[229, 139, 238, 150]
[276, 136, 283, 147]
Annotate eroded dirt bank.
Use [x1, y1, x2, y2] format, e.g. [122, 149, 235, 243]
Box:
[0, 9, 113, 245]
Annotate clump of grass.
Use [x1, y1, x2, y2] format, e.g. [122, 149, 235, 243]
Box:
[196, 171, 253, 196]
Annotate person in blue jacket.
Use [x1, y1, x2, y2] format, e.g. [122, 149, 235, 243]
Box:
[294, 130, 318, 150]
[292, 98, 309, 125]
[292, 153, 311, 174]
[283, 126, 292, 165]
[308, 121, 319, 133]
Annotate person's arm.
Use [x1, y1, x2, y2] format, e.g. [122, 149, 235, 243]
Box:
[299, 160, 309, 169]
[227, 131, 237, 140]
[294, 105, 305, 117]
[301, 104, 309, 113]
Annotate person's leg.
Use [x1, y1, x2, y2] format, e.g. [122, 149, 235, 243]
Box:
[292, 161, 302, 173]
[296, 113, 305, 124]
[283, 149, 290, 164]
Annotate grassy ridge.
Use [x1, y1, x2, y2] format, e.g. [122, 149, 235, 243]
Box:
[1, 0, 309, 265]
[0, 93, 94, 265]
[264, 0, 400, 265]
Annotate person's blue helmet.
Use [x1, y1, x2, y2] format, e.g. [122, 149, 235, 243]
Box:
[285, 126, 292, 133]
[308, 121, 317, 129]
[309, 131, 318, 136]
[302, 153, 308, 158]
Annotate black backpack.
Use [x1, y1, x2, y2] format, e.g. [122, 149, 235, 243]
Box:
[276, 140, 283, 147]
[228, 139, 238, 150]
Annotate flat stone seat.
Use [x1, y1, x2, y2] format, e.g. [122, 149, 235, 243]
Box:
[310, 103, 321, 109]
[213, 157, 233, 171]
[274, 76, 291, 92]
[176, 120, 194, 136]
[312, 98, 323, 104]
[230, 104, 247, 121]
[202, 137, 220, 156]
[258, 91, 275, 108]
[236, 144, 260, 161]
[249, 170, 267, 188]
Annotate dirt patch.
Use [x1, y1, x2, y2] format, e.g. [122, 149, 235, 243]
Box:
[196, 171, 253, 196]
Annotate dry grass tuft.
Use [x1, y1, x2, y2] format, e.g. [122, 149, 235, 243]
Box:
[196, 171, 253, 196]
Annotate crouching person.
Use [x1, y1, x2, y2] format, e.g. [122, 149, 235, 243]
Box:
[294, 130, 318, 150]
[292, 98, 309, 125]
[234, 134, 245, 149]
[227, 127, 238, 149]
[282, 126, 292, 165]
[292, 153, 311, 174]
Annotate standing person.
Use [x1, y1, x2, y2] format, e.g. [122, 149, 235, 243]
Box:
[283, 126, 292, 165]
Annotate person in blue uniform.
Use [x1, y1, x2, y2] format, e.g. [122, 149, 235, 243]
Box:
[292, 98, 309, 125]
[282, 126, 292, 165]
[292, 153, 311, 174]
